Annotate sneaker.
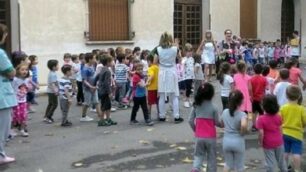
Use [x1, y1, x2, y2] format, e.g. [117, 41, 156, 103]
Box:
[184, 101, 190, 108]
[80, 116, 94, 122]
[43, 118, 53, 124]
[97, 120, 111, 127]
[158, 118, 166, 122]
[118, 104, 128, 109]
[0, 156, 15, 165]
[61, 121, 73, 127]
[107, 118, 117, 125]
[111, 107, 117, 112]
[174, 117, 184, 124]
[90, 108, 97, 113]
[145, 120, 154, 126]
[130, 120, 139, 125]
[20, 130, 29, 137]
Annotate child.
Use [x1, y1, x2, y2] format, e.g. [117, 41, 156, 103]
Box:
[218, 62, 234, 110]
[176, 57, 185, 94]
[95, 55, 117, 126]
[80, 53, 100, 122]
[250, 64, 268, 130]
[274, 43, 281, 65]
[233, 62, 252, 113]
[258, 42, 265, 64]
[189, 83, 220, 172]
[256, 95, 287, 172]
[130, 63, 154, 126]
[268, 60, 279, 81]
[280, 85, 306, 172]
[58, 65, 73, 127]
[146, 54, 159, 118]
[182, 43, 194, 108]
[75, 54, 84, 105]
[140, 50, 149, 77]
[221, 90, 248, 172]
[44, 60, 59, 123]
[252, 43, 259, 65]
[267, 43, 275, 62]
[11, 51, 29, 68]
[115, 53, 129, 108]
[12, 63, 34, 136]
[279, 44, 286, 65]
[273, 69, 291, 106]
[27, 55, 39, 105]
[262, 65, 274, 94]
[193, 54, 204, 96]
[288, 58, 306, 86]
[63, 53, 72, 65]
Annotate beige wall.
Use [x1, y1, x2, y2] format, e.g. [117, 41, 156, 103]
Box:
[19, 0, 173, 84]
[210, 0, 240, 41]
[257, 0, 282, 41]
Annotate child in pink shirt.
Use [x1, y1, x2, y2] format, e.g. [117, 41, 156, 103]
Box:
[256, 95, 287, 172]
[288, 58, 305, 86]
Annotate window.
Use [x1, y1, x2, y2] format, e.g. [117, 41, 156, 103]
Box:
[0, 0, 11, 53]
[88, 0, 130, 41]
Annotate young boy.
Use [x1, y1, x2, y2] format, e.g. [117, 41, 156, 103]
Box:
[268, 60, 279, 80]
[44, 60, 59, 124]
[130, 63, 154, 126]
[75, 54, 84, 105]
[280, 85, 306, 172]
[63, 53, 72, 65]
[146, 54, 159, 118]
[80, 53, 100, 122]
[273, 69, 291, 107]
[95, 55, 117, 126]
[115, 53, 129, 108]
[58, 65, 73, 127]
[250, 64, 268, 131]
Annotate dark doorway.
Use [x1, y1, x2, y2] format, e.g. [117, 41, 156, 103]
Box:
[281, 0, 295, 42]
[174, 0, 202, 50]
[0, 0, 11, 54]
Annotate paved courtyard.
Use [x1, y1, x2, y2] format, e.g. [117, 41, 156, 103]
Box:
[1, 79, 306, 172]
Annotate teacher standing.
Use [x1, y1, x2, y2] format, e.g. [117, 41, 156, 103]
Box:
[154, 32, 184, 124]
[0, 24, 17, 165]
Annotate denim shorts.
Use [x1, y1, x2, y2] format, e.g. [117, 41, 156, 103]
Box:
[283, 135, 303, 155]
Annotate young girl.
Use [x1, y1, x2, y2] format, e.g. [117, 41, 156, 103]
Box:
[140, 50, 149, 78]
[233, 62, 252, 113]
[287, 58, 306, 86]
[218, 62, 234, 110]
[262, 65, 274, 94]
[221, 90, 248, 172]
[189, 83, 219, 172]
[256, 95, 287, 172]
[176, 57, 185, 94]
[27, 55, 39, 105]
[12, 63, 36, 137]
[182, 43, 195, 108]
[193, 54, 204, 96]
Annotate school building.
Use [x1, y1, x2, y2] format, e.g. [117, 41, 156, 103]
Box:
[1, 0, 306, 84]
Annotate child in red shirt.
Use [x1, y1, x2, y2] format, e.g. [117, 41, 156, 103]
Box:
[250, 64, 268, 131]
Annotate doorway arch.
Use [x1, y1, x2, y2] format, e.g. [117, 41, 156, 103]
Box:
[281, 0, 295, 42]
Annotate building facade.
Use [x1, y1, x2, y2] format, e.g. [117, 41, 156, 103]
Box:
[1, 0, 306, 84]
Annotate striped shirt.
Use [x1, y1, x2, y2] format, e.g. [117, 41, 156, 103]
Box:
[115, 63, 129, 83]
[58, 77, 73, 99]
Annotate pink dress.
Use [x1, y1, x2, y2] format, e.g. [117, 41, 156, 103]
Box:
[234, 73, 252, 112]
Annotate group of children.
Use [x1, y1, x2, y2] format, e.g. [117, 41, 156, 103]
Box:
[189, 57, 306, 171]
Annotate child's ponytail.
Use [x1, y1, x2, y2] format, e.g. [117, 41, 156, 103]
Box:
[228, 90, 243, 117]
[218, 62, 231, 85]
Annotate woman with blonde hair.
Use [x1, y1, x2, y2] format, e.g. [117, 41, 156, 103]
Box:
[197, 30, 217, 82]
[153, 32, 184, 123]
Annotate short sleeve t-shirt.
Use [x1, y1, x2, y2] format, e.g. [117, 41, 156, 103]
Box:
[250, 75, 267, 101]
[273, 81, 291, 107]
[58, 77, 73, 99]
[256, 114, 283, 149]
[280, 103, 306, 141]
[132, 73, 146, 97]
[82, 65, 95, 91]
[221, 109, 247, 137]
[115, 63, 129, 83]
[46, 71, 58, 93]
[220, 74, 234, 97]
[182, 57, 194, 80]
[147, 65, 159, 91]
[12, 77, 30, 103]
[289, 67, 301, 85]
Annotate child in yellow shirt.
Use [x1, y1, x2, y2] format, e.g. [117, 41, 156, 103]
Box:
[146, 54, 159, 118]
[280, 85, 306, 172]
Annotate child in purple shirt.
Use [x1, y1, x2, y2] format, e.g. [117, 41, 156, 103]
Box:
[256, 95, 287, 172]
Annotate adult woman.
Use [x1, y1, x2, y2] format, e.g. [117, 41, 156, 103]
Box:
[197, 30, 216, 82]
[154, 32, 184, 123]
[0, 24, 17, 164]
[217, 29, 237, 71]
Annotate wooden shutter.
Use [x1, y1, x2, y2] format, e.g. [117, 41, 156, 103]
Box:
[240, 0, 257, 39]
[89, 0, 129, 41]
[0, 0, 11, 53]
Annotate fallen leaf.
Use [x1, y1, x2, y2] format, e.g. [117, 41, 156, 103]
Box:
[182, 157, 193, 163]
[74, 162, 83, 167]
[169, 144, 177, 148]
[147, 128, 154, 132]
[176, 146, 187, 151]
[139, 140, 150, 145]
